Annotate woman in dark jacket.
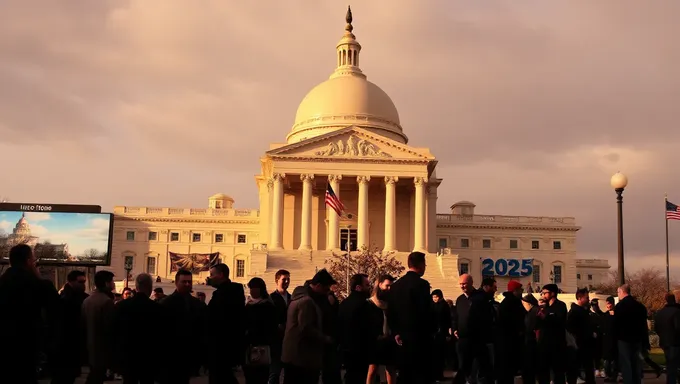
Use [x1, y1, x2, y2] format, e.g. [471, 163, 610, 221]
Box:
[431, 289, 452, 381]
[244, 277, 277, 384]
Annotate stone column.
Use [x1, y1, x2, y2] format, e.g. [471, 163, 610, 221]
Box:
[413, 177, 427, 252]
[357, 176, 371, 249]
[327, 175, 342, 250]
[299, 174, 314, 251]
[426, 185, 438, 253]
[383, 176, 398, 253]
[266, 179, 274, 244]
[269, 173, 285, 250]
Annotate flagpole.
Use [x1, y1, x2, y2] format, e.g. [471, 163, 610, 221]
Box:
[666, 193, 671, 292]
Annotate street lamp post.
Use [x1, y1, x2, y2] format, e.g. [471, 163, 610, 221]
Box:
[611, 172, 629, 286]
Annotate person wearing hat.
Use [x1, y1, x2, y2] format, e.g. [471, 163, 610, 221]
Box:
[497, 280, 527, 384]
[281, 268, 337, 384]
[152, 287, 165, 302]
[536, 283, 568, 384]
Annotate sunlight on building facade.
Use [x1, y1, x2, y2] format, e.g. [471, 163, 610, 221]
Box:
[109, 9, 608, 298]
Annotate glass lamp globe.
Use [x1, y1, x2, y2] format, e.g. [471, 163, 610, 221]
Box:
[610, 172, 628, 190]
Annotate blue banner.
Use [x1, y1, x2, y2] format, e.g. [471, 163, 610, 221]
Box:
[481, 258, 533, 277]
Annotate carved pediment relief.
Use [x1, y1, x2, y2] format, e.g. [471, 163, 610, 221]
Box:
[315, 135, 391, 158]
[266, 127, 434, 161]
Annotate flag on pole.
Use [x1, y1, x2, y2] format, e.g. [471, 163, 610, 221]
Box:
[667, 200, 680, 220]
[325, 184, 345, 216]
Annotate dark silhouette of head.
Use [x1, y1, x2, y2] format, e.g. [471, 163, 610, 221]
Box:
[407, 252, 426, 276]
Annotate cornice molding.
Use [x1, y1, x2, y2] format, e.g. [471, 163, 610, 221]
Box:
[291, 115, 403, 134]
[117, 217, 259, 225]
[437, 223, 580, 232]
[268, 155, 429, 165]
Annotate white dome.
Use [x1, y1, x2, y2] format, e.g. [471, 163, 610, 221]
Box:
[287, 76, 406, 144]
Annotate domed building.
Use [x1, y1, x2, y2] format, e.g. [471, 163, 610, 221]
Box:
[111, 8, 604, 297]
[0, 213, 71, 261]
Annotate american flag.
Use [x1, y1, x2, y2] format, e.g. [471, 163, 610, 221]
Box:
[667, 200, 680, 221]
[325, 184, 345, 216]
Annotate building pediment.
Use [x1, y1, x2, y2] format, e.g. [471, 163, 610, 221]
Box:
[266, 127, 435, 162]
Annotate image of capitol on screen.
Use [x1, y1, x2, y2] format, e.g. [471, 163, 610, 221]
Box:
[0, 211, 113, 265]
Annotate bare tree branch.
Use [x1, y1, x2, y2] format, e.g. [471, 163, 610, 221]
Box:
[592, 268, 676, 313]
[324, 245, 405, 300]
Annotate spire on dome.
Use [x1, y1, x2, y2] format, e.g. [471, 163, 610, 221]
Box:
[345, 6, 353, 32]
[330, 5, 365, 79]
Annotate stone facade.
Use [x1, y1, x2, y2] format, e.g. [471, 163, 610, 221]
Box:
[109, 196, 599, 298]
[575, 258, 611, 289]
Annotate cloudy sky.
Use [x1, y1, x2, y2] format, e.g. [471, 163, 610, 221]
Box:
[1, 1, 679, 275]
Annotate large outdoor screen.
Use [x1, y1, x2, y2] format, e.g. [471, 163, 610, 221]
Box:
[0, 204, 113, 266]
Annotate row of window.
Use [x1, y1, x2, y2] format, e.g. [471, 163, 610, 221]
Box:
[439, 238, 563, 251]
[577, 273, 593, 281]
[126, 231, 247, 244]
[457, 262, 563, 284]
[136, 256, 246, 278]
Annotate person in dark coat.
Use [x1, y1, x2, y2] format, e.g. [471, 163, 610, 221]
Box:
[452, 274, 493, 384]
[445, 298, 458, 372]
[521, 294, 540, 384]
[50, 270, 89, 384]
[431, 289, 452, 381]
[602, 296, 618, 382]
[112, 273, 164, 384]
[479, 277, 499, 382]
[321, 289, 342, 384]
[243, 277, 277, 384]
[536, 283, 568, 384]
[566, 288, 596, 384]
[0, 244, 59, 384]
[366, 275, 397, 384]
[281, 270, 336, 384]
[613, 284, 648, 384]
[387, 251, 433, 384]
[654, 293, 680, 384]
[159, 269, 207, 384]
[268, 269, 291, 384]
[497, 280, 526, 384]
[82, 270, 116, 384]
[206, 263, 245, 384]
[589, 298, 605, 376]
[338, 273, 373, 384]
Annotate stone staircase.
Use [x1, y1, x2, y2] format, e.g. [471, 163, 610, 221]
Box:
[248, 248, 464, 299]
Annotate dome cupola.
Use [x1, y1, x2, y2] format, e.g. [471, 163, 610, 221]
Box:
[286, 6, 407, 144]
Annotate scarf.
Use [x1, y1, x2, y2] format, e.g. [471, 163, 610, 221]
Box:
[369, 296, 389, 336]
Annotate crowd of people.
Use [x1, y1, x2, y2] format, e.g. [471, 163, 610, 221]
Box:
[0, 242, 678, 384]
